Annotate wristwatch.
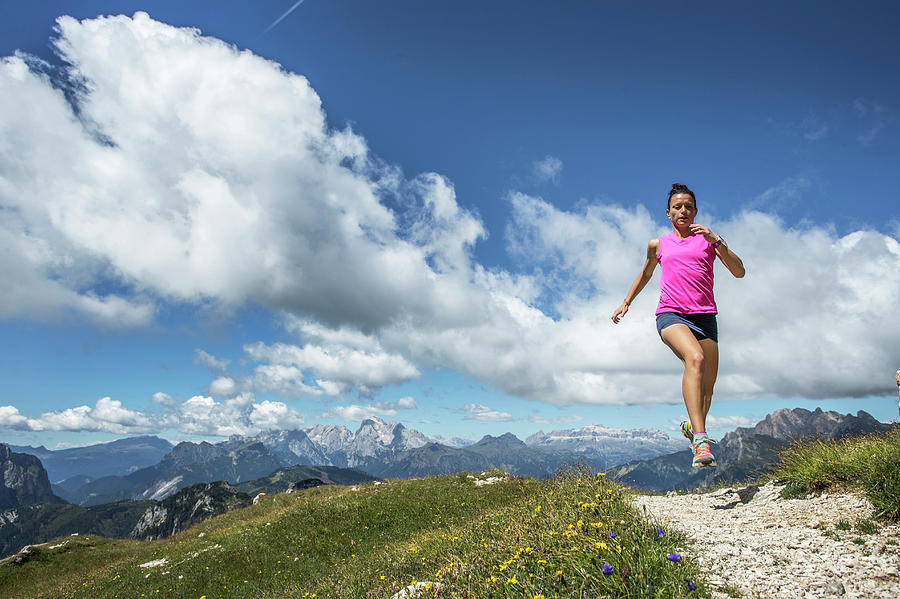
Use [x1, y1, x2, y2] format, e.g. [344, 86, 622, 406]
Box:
[712, 235, 724, 249]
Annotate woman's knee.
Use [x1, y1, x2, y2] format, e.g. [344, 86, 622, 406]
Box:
[685, 350, 705, 372]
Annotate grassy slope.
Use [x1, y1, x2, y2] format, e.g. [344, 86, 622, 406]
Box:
[0, 468, 706, 599]
[773, 427, 900, 519]
[0, 500, 153, 557]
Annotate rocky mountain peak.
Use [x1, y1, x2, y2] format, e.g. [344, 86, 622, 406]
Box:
[352, 418, 400, 457]
[163, 441, 221, 467]
[255, 429, 330, 466]
[304, 424, 354, 452]
[356, 416, 393, 437]
[525, 430, 546, 444]
[475, 433, 526, 448]
[747, 408, 887, 440]
[1, 444, 65, 509]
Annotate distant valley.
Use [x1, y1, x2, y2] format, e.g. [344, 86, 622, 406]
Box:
[9, 436, 174, 483]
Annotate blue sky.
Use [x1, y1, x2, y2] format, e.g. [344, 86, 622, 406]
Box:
[1, 1, 898, 449]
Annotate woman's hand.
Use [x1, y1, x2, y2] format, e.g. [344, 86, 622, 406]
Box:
[689, 223, 718, 244]
[611, 302, 629, 324]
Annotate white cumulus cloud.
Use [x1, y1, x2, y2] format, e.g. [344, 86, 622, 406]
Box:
[0, 13, 484, 331]
[461, 404, 515, 422]
[168, 393, 304, 436]
[249, 400, 305, 431]
[209, 376, 237, 396]
[244, 339, 420, 397]
[327, 404, 395, 422]
[325, 396, 418, 423]
[0, 397, 154, 434]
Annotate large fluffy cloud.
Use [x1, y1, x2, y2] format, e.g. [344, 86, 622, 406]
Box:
[1, 12, 898, 432]
[0, 13, 484, 331]
[0, 397, 154, 434]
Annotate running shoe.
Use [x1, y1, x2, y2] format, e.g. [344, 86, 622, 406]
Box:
[691, 437, 717, 468]
[680, 420, 693, 442]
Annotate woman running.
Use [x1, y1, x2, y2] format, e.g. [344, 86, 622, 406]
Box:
[611, 183, 745, 467]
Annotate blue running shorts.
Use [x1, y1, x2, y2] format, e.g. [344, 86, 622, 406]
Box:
[656, 312, 718, 343]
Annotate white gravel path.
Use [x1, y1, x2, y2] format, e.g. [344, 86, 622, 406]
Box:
[632, 482, 900, 598]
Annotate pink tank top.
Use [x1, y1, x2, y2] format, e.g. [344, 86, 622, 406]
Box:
[656, 231, 717, 315]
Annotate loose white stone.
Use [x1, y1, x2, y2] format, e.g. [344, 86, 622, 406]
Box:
[390, 581, 444, 598]
[632, 483, 900, 598]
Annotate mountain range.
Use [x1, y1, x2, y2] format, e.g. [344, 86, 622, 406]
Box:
[269, 417, 681, 475]
[7, 411, 890, 506]
[2, 408, 891, 558]
[18, 417, 683, 505]
[526, 423, 684, 466]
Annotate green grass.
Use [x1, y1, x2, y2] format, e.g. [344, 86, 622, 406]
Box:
[0, 467, 708, 598]
[771, 427, 900, 520]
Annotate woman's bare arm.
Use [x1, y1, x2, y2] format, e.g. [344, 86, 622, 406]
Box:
[612, 239, 659, 323]
[688, 224, 745, 278]
[715, 241, 745, 278]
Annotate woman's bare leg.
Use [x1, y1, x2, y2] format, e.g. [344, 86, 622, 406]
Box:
[698, 337, 719, 427]
[660, 324, 706, 433]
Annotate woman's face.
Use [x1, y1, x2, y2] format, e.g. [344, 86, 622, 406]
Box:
[666, 193, 697, 228]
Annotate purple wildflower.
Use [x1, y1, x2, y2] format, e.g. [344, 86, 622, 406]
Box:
[666, 553, 682, 563]
[607, 532, 616, 539]
[656, 527, 665, 539]
[601, 562, 614, 576]
[685, 579, 697, 591]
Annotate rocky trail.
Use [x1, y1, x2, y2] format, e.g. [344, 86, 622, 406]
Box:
[633, 482, 900, 598]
